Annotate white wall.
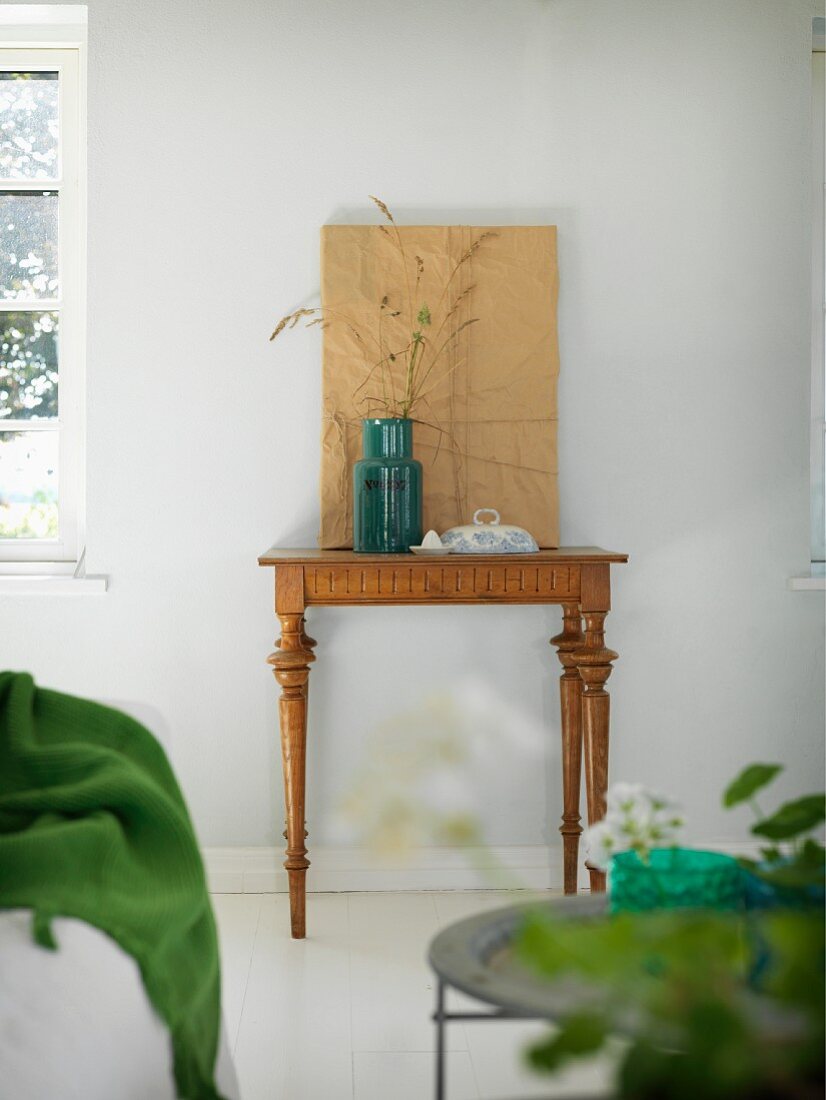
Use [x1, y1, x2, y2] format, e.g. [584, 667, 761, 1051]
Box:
[1, 1, 822, 866]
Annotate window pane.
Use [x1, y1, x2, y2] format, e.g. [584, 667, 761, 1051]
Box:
[0, 72, 59, 181]
[0, 429, 58, 539]
[0, 311, 58, 420]
[0, 191, 58, 300]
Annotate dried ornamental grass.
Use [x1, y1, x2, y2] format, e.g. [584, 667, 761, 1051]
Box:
[270, 196, 497, 423]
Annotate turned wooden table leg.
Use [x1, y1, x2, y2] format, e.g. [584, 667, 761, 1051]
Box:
[550, 604, 585, 895]
[274, 615, 316, 652]
[269, 567, 314, 938]
[282, 617, 316, 856]
[574, 565, 618, 894]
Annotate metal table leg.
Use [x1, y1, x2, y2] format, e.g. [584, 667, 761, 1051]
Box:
[434, 978, 446, 1100]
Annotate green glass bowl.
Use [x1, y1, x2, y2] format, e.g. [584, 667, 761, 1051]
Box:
[610, 847, 743, 913]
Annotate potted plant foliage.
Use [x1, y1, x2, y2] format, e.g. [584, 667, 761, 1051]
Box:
[517, 764, 825, 1099]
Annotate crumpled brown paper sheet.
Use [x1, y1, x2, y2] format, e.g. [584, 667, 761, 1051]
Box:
[319, 224, 559, 548]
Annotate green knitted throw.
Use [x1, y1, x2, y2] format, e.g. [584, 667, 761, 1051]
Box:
[0, 671, 225, 1100]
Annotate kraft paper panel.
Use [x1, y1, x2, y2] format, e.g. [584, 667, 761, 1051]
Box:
[319, 224, 559, 548]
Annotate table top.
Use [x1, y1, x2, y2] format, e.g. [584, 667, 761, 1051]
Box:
[258, 546, 628, 566]
[428, 895, 793, 1042]
[428, 895, 608, 1020]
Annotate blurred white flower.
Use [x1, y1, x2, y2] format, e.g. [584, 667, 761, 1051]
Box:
[585, 781, 685, 871]
[606, 782, 647, 814]
[585, 820, 618, 871]
[340, 678, 544, 865]
[419, 766, 475, 817]
[451, 676, 545, 762]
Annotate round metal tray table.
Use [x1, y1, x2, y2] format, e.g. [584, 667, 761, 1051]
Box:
[427, 895, 608, 1100]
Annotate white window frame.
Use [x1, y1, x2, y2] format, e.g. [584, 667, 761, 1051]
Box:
[0, 9, 86, 576]
[811, 44, 825, 574]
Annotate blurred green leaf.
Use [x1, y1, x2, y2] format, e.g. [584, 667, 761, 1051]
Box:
[752, 840, 825, 888]
[760, 911, 825, 1011]
[526, 1014, 606, 1072]
[619, 1040, 680, 1099]
[682, 999, 754, 1096]
[752, 795, 825, 840]
[518, 909, 746, 995]
[723, 763, 782, 807]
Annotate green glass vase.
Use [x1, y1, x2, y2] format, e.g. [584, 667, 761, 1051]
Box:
[610, 848, 744, 914]
[353, 418, 422, 553]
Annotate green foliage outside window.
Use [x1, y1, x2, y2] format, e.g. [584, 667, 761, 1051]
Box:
[0, 311, 58, 422]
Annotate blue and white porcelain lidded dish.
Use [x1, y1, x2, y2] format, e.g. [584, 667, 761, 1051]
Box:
[440, 509, 539, 554]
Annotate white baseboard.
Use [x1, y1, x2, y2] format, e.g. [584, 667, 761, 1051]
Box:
[203, 844, 568, 894]
[203, 840, 764, 894]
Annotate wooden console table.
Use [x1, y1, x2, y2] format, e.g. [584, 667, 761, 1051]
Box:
[258, 547, 628, 938]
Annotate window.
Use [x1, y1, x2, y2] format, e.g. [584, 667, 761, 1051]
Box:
[0, 35, 84, 570]
[812, 43, 825, 574]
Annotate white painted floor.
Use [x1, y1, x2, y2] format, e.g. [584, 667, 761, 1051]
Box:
[212, 891, 617, 1100]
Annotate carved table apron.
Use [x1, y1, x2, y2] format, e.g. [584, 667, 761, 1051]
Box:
[257, 547, 628, 938]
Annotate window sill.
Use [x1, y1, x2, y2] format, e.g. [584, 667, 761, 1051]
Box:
[0, 573, 107, 594]
[787, 575, 826, 591]
[0, 553, 107, 593]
